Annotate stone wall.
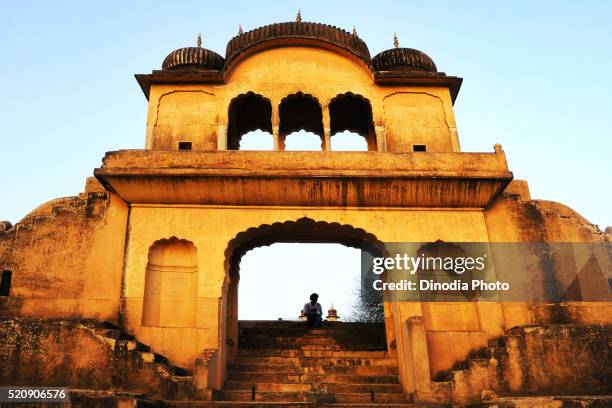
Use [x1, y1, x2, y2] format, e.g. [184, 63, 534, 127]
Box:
[501, 325, 612, 396]
[0, 188, 128, 323]
[0, 317, 192, 399]
[485, 180, 612, 329]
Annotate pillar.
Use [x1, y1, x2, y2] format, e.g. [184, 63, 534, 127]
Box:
[323, 106, 331, 151]
[217, 125, 227, 150]
[272, 102, 281, 151]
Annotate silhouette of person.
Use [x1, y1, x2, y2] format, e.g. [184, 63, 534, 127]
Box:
[303, 293, 322, 328]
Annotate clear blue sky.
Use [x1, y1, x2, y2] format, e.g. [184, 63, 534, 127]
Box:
[1, 2, 610, 318]
[1, 1, 610, 227]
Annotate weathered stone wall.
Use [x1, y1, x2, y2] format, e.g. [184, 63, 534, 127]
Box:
[501, 325, 612, 396]
[152, 90, 218, 150]
[424, 322, 612, 403]
[0, 317, 191, 399]
[484, 180, 612, 329]
[0, 188, 128, 323]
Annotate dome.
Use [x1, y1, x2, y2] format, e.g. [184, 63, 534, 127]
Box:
[162, 46, 224, 71]
[225, 21, 371, 69]
[372, 47, 437, 73]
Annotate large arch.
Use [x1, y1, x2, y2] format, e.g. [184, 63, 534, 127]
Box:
[227, 92, 273, 150]
[278, 93, 324, 150]
[222, 217, 392, 361]
[329, 92, 376, 151]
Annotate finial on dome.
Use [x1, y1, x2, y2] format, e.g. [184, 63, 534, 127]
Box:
[296, 9, 302, 23]
[352, 26, 358, 36]
[238, 24, 244, 35]
[197, 32, 202, 48]
[393, 33, 399, 48]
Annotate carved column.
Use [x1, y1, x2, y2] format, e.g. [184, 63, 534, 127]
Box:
[323, 106, 331, 151]
[272, 101, 281, 150]
[217, 125, 228, 150]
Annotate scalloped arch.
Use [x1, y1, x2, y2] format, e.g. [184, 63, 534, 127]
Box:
[224, 217, 385, 279]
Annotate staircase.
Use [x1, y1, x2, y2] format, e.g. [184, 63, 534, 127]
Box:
[0, 318, 195, 401]
[87, 321, 195, 400]
[429, 324, 612, 404]
[217, 321, 414, 407]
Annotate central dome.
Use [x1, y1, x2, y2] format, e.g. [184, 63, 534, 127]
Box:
[225, 21, 371, 69]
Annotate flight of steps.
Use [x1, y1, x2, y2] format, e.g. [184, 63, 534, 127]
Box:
[430, 324, 612, 404]
[429, 335, 507, 403]
[216, 321, 414, 407]
[83, 320, 196, 400]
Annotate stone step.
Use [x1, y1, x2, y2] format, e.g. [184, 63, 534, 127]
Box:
[319, 405, 418, 408]
[239, 344, 344, 351]
[321, 383, 404, 394]
[225, 382, 311, 393]
[240, 329, 343, 337]
[217, 391, 307, 402]
[237, 349, 388, 358]
[169, 402, 314, 408]
[221, 380, 404, 401]
[479, 396, 612, 407]
[229, 363, 399, 375]
[486, 336, 510, 348]
[228, 372, 400, 384]
[239, 336, 339, 345]
[331, 392, 411, 404]
[169, 375, 196, 399]
[234, 356, 397, 367]
[217, 391, 411, 405]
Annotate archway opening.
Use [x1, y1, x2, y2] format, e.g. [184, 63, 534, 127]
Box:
[228, 92, 273, 150]
[330, 130, 369, 151]
[223, 218, 391, 361]
[238, 243, 370, 321]
[284, 130, 324, 151]
[239, 129, 274, 150]
[329, 93, 376, 151]
[279, 93, 324, 150]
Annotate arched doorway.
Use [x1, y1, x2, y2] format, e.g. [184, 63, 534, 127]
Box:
[227, 92, 273, 150]
[329, 92, 376, 151]
[222, 217, 394, 362]
[278, 93, 324, 150]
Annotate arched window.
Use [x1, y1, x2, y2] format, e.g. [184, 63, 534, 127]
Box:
[142, 238, 198, 327]
[284, 130, 323, 150]
[239, 129, 275, 150]
[279, 92, 323, 150]
[227, 92, 273, 150]
[330, 130, 369, 151]
[329, 93, 375, 151]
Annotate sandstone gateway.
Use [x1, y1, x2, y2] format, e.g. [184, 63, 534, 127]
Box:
[1, 16, 611, 407]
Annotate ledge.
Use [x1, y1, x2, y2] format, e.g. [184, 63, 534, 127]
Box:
[135, 70, 462, 101]
[94, 150, 512, 208]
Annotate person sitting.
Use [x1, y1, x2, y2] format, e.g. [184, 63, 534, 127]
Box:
[303, 293, 323, 328]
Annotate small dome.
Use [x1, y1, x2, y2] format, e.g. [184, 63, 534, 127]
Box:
[162, 46, 224, 71]
[372, 47, 437, 72]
